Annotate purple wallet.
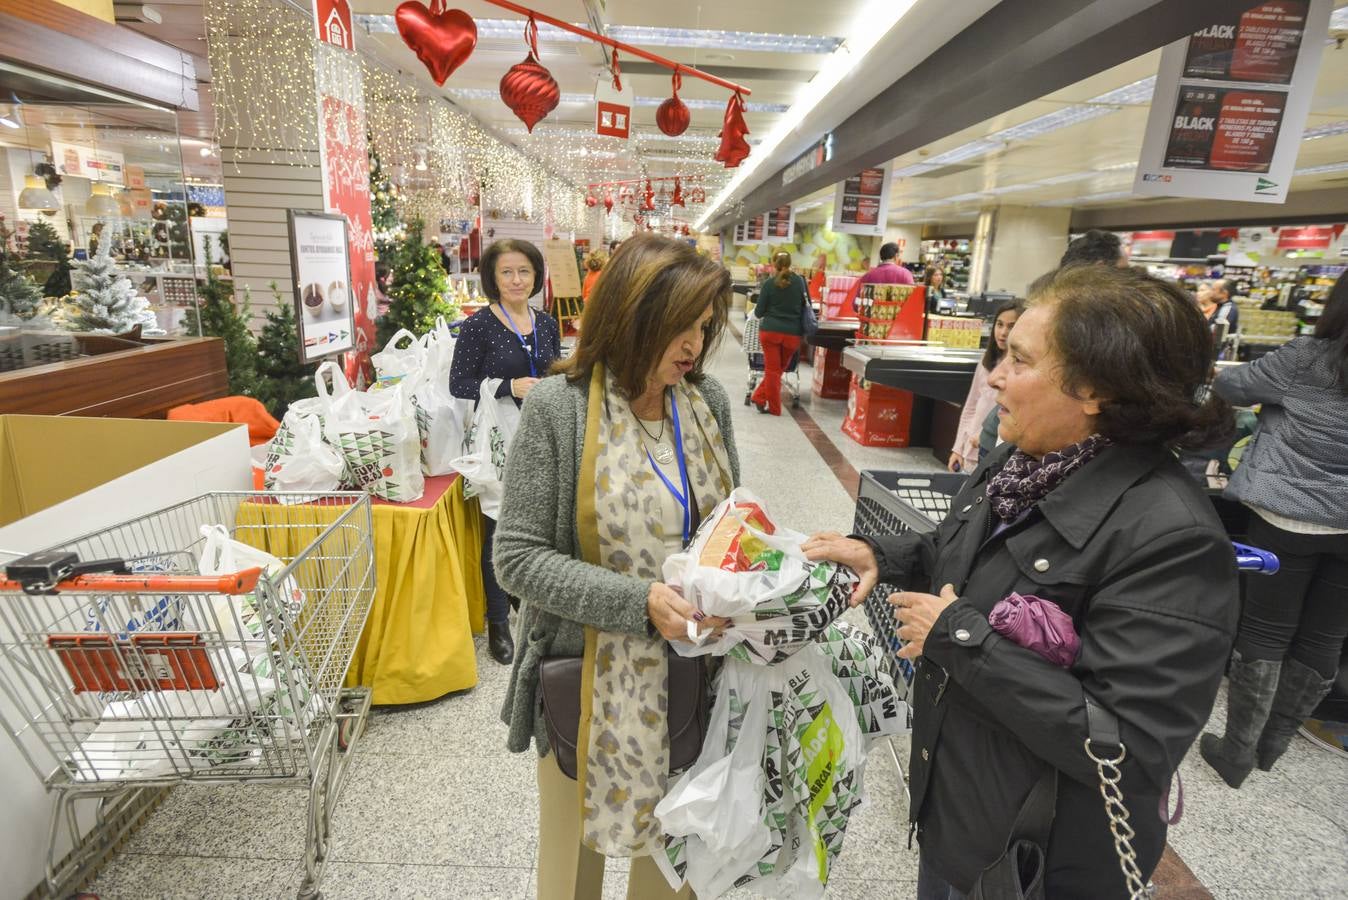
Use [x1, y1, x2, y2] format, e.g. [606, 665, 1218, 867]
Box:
[988, 592, 1081, 668]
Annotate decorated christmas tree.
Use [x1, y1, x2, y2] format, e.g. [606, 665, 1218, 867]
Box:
[254, 281, 317, 417]
[0, 255, 45, 319]
[24, 218, 74, 298]
[376, 219, 458, 347]
[183, 238, 258, 396]
[67, 239, 163, 335]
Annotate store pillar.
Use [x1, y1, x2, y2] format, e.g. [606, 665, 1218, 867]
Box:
[971, 205, 1070, 296]
[881, 225, 922, 265]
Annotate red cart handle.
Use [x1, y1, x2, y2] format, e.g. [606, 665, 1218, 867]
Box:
[0, 567, 263, 596]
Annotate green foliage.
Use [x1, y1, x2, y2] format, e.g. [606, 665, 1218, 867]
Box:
[254, 282, 318, 418]
[375, 220, 458, 348]
[0, 256, 45, 319]
[183, 238, 258, 397]
[24, 219, 73, 298]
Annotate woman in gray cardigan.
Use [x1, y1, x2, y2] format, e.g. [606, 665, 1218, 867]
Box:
[493, 235, 740, 900]
[1202, 275, 1348, 787]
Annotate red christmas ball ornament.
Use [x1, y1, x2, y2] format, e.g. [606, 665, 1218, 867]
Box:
[395, 1, 478, 86]
[585, 194, 598, 208]
[603, 191, 614, 214]
[499, 18, 559, 132]
[656, 71, 690, 137]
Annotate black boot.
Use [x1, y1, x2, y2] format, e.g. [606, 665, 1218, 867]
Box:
[488, 620, 515, 665]
[1256, 657, 1335, 772]
[1199, 651, 1281, 788]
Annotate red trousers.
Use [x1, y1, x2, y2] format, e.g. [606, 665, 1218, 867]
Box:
[751, 331, 801, 415]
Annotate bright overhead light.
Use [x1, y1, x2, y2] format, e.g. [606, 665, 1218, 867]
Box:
[697, 0, 921, 229]
[1302, 119, 1348, 140]
[353, 15, 841, 53]
[18, 174, 58, 211]
[85, 182, 121, 217]
[1294, 160, 1348, 176]
[1038, 189, 1136, 207]
[1333, 7, 1348, 29]
[0, 115, 18, 129]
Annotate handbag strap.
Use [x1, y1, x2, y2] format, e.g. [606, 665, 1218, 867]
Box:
[1083, 693, 1148, 900]
[1006, 766, 1057, 850]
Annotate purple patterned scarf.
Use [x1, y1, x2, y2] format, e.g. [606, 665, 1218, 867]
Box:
[986, 434, 1112, 522]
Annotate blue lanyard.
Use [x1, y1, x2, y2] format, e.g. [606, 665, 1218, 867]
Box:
[498, 304, 538, 377]
[645, 390, 692, 546]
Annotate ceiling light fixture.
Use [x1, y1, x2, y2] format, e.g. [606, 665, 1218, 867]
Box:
[697, 0, 921, 229]
[1302, 119, 1348, 140]
[85, 181, 121, 217]
[1294, 160, 1348, 176]
[1038, 189, 1136, 207]
[18, 175, 59, 211]
[0, 113, 18, 130]
[354, 15, 841, 53]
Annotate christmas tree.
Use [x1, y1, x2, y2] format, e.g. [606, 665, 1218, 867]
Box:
[376, 220, 458, 347]
[254, 281, 317, 417]
[183, 238, 258, 396]
[67, 238, 163, 335]
[0, 255, 45, 319]
[24, 219, 74, 298]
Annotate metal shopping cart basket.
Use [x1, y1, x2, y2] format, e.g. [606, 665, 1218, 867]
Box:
[0, 491, 376, 899]
[741, 313, 802, 410]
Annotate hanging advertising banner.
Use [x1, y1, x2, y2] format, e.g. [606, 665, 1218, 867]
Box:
[832, 164, 893, 236]
[50, 141, 125, 184]
[1275, 224, 1335, 250]
[595, 77, 633, 140]
[763, 205, 796, 245]
[1134, 0, 1331, 204]
[287, 210, 356, 363]
[313, 0, 355, 51]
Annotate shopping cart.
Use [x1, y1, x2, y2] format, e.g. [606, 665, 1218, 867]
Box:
[0, 491, 376, 900]
[741, 313, 802, 410]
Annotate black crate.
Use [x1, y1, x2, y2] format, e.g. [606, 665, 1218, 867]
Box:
[853, 470, 968, 698]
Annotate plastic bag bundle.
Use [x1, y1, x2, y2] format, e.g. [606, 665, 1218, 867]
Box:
[323, 368, 425, 503]
[450, 378, 522, 519]
[664, 488, 856, 665]
[262, 362, 351, 495]
[409, 317, 471, 476]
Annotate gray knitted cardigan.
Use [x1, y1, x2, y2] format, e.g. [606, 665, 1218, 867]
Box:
[495, 371, 741, 755]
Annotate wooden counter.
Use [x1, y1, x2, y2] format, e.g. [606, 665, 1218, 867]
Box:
[0, 338, 229, 418]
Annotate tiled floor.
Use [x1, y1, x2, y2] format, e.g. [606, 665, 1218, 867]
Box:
[86, 317, 1348, 899]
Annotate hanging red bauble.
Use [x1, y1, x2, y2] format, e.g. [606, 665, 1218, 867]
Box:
[395, 1, 478, 86]
[603, 191, 613, 214]
[670, 177, 685, 207]
[585, 194, 598, 208]
[500, 18, 559, 132]
[642, 179, 656, 211]
[714, 92, 751, 168]
[656, 70, 691, 137]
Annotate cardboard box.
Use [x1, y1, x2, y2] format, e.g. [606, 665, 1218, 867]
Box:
[0, 415, 250, 900]
[811, 346, 852, 399]
[842, 376, 914, 447]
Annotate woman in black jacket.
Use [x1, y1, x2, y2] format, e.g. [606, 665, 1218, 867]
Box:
[807, 265, 1238, 899]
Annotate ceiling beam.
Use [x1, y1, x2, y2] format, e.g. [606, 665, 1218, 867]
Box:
[707, 0, 1237, 232]
[1071, 187, 1348, 231]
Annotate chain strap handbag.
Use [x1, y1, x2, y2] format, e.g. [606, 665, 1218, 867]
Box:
[1084, 694, 1150, 900]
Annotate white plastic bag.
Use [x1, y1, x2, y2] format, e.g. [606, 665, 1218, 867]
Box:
[263, 361, 352, 494]
[410, 321, 471, 476]
[450, 378, 521, 519]
[370, 327, 425, 385]
[322, 371, 425, 503]
[198, 524, 303, 629]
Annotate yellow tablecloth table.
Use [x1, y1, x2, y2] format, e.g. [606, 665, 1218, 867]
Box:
[351, 474, 487, 704]
[238, 474, 486, 705]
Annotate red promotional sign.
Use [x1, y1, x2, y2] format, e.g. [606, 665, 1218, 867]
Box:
[1231, 2, 1309, 83]
[319, 95, 376, 379]
[314, 0, 355, 51]
[1209, 90, 1285, 172]
[596, 101, 630, 139]
[1275, 225, 1333, 250]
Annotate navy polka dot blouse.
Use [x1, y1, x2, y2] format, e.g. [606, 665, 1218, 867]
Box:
[450, 305, 563, 406]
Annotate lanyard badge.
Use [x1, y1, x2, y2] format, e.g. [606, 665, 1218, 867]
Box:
[645, 389, 692, 546]
[499, 305, 538, 377]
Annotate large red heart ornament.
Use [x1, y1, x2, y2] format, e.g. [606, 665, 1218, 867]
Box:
[395, 2, 477, 87]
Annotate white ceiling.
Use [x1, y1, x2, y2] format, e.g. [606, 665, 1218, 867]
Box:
[791, 1, 1348, 228]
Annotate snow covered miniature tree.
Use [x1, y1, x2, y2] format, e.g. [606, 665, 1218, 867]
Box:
[67, 238, 163, 335]
[0, 256, 45, 319]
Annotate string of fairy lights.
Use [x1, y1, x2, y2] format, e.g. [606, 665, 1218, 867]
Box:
[204, 0, 619, 236]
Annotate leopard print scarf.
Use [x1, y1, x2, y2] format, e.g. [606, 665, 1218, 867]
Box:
[575, 364, 733, 856]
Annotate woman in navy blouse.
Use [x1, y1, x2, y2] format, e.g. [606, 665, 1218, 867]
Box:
[450, 239, 562, 664]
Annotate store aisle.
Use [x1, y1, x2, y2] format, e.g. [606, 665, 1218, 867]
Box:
[85, 322, 1347, 899]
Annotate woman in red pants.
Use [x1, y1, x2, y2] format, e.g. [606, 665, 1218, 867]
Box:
[750, 251, 807, 415]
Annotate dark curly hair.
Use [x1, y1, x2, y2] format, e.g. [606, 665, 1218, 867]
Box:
[1060, 229, 1124, 268]
[1029, 265, 1234, 450]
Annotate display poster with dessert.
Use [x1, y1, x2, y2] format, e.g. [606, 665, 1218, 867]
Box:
[287, 210, 356, 363]
[1135, 0, 1330, 203]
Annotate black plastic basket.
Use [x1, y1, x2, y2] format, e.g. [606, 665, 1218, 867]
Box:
[853, 470, 968, 697]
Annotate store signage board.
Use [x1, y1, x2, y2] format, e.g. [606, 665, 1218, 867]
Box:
[124, 165, 146, 190]
[763, 205, 796, 245]
[51, 141, 125, 185]
[782, 134, 835, 186]
[287, 210, 356, 364]
[542, 237, 582, 297]
[1134, 0, 1332, 204]
[313, 0, 355, 51]
[832, 163, 893, 236]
